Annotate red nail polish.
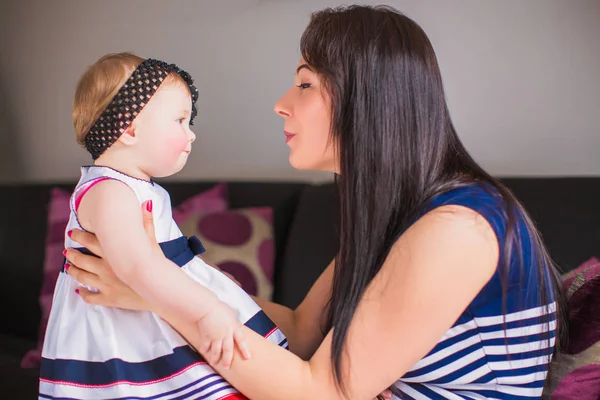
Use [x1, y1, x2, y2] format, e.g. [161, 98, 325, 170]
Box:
[63, 250, 67, 257]
[147, 200, 153, 212]
[67, 230, 73, 238]
[75, 289, 80, 295]
[65, 264, 70, 272]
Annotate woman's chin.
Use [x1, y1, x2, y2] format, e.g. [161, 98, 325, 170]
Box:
[288, 153, 336, 174]
[288, 152, 310, 171]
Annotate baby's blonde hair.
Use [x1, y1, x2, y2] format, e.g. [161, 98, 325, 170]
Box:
[73, 52, 187, 145]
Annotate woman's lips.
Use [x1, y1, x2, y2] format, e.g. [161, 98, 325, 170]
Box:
[284, 131, 296, 143]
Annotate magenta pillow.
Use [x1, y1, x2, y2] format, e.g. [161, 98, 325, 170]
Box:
[171, 183, 229, 223]
[21, 183, 229, 368]
[176, 207, 275, 300]
[545, 258, 600, 398]
[562, 257, 600, 355]
[552, 364, 600, 400]
[21, 188, 71, 368]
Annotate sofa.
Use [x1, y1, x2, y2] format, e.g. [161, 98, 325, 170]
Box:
[1, 177, 599, 398]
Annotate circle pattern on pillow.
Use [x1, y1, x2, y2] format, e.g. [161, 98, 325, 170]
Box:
[178, 207, 274, 300]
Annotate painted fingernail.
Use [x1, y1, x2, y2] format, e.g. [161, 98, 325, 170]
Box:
[67, 230, 73, 238]
[75, 289, 80, 295]
[63, 250, 67, 257]
[65, 264, 70, 272]
[147, 200, 153, 212]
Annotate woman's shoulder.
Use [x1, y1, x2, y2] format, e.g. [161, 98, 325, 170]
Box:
[423, 182, 515, 243]
[426, 182, 504, 213]
[425, 183, 549, 310]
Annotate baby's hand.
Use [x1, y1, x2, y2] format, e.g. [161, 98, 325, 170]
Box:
[196, 302, 251, 368]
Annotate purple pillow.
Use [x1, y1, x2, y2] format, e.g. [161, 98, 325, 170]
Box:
[21, 188, 71, 368]
[562, 258, 600, 355]
[176, 207, 275, 300]
[21, 183, 229, 368]
[544, 258, 600, 399]
[552, 364, 600, 400]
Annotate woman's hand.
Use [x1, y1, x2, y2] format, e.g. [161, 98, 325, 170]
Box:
[64, 200, 159, 312]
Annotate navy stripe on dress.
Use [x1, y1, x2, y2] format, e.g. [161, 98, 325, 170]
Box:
[40, 310, 277, 386]
[61, 235, 205, 273]
[39, 374, 230, 400]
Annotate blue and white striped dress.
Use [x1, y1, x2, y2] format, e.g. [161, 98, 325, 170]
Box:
[394, 184, 556, 400]
[40, 166, 288, 400]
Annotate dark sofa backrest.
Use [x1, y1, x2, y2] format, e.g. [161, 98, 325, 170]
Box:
[500, 178, 600, 272]
[0, 181, 306, 341]
[0, 185, 60, 341]
[1, 177, 598, 341]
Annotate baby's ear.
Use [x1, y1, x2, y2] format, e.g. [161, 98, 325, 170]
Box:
[117, 123, 138, 146]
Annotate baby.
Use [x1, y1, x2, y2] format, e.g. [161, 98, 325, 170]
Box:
[39, 53, 287, 399]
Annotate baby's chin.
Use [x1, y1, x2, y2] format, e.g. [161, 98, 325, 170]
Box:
[151, 157, 189, 178]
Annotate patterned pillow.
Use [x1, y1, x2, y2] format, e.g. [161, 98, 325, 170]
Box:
[176, 207, 275, 300]
[21, 183, 229, 368]
[21, 188, 71, 368]
[562, 258, 600, 354]
[543, 258, 600, 399]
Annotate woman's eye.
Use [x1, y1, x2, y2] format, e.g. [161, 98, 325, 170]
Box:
[296, 83, 312, 89]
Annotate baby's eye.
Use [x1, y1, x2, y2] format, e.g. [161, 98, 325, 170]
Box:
[177, 118, 185, 124]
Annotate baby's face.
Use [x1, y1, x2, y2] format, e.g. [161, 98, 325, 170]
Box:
[133, 82, 196, 177]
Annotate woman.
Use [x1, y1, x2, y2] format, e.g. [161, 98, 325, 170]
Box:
[64, 5, 565, 399]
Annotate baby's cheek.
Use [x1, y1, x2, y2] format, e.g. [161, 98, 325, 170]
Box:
[163, 136, 189, 156]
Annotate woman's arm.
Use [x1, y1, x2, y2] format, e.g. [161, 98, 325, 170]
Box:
[252, 260, 333, 360]
[199, 254, 334, 360]
[196, 254, 298, 339]
[152, 205, 499, 399]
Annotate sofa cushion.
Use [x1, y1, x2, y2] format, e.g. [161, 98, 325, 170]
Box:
[20, 188, 71, 368]
[161, 181, 307, 292]
[551, 363, 600, 400]
[562, 257, 600, 354]
[542, 258, 600, 398]
[178, 206, 276, 299]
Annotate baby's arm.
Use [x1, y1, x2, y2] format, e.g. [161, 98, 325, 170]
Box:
[76, 179, 221, 323]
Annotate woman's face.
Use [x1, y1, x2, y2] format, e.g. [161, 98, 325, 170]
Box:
[274, 59, 339, 174]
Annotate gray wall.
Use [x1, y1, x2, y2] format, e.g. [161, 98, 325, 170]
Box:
[1, 0, 599, 183]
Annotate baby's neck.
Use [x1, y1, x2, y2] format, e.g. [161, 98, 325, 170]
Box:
[92, 152, 151, 181]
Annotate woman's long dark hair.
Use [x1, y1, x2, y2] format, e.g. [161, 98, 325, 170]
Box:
[300, 5, 566, 397]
